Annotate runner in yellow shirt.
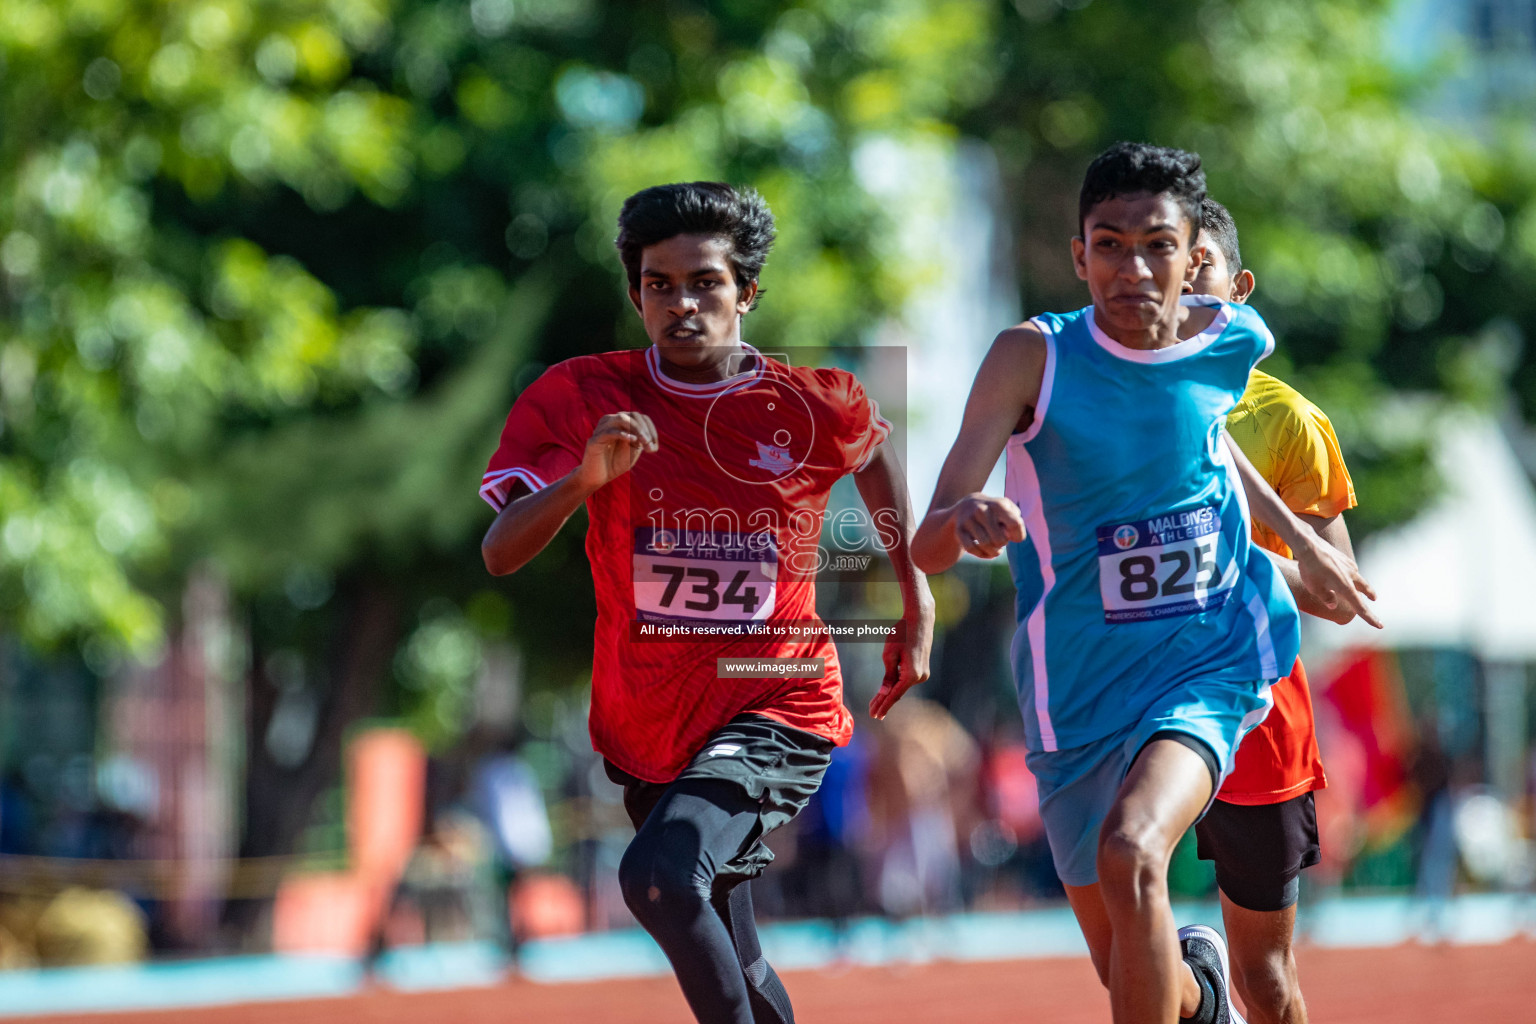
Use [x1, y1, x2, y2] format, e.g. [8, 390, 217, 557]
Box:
[1227, 370, 1356, 563]
[1187, 198, 1359, 1024]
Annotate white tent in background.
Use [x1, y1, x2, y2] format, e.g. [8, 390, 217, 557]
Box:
[1301, 410, 1536, 802]
[1302, 411, 1536, 663]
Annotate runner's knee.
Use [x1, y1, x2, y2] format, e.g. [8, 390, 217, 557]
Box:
[1096, 823, 1170, 900]
[1232, 950, 1299, 1019]
[618, 834, 711, 924]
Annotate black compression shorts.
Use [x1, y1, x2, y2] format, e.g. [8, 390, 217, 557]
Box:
[1195, 792, 1320, 912]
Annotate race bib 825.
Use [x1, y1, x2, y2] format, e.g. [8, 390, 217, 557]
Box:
[1095, 504, 1237, 624]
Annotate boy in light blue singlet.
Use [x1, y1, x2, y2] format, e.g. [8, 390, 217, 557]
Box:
[1006, 296, 1295, 760]
[913, 143, 1379, 1024]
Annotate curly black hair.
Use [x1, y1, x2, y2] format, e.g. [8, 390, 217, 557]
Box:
[1199, 197, 1242, 274]
[1078, 142, 1206, 242]
[615, 182, 776, 310]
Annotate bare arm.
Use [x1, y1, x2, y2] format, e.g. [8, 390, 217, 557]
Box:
[1221, 431, 1381, 628]
[852, 441, 936, 719]
[1268, 513, 1358, 624]
[911, 324, 1047, 574]
[481, 412, 658, 575]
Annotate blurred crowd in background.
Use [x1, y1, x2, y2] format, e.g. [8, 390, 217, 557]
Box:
[0, 563, 1531, 967]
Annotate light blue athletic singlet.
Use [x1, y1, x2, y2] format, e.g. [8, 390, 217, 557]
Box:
[1004, 295, 1301, 753]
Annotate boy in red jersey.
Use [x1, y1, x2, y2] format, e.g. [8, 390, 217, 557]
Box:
[480, 182, 934, 1024]
[1186, 198, 1359, 1024]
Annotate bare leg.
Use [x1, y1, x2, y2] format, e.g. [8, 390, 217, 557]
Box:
[1096, 739, 1213, 1024]
[1219, 894, 1307, 1024]
[1063, 882, 1114, 987]
[1063, 851, 1206, 1014]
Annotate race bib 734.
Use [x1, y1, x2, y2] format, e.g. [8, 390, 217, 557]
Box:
[1095, 504, 1237, 624]
[633, 528, 778, 623]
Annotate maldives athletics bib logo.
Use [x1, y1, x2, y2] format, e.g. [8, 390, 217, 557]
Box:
[1113, 524, 1139, 550]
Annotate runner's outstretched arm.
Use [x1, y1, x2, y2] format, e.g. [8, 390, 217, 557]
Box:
[1221, 431, 1381, 628]
[853, 441, 936, 719]
[1268, 513, 1358, 624]
[482, 412, 658, 575]
[912, 324, 1047, 574]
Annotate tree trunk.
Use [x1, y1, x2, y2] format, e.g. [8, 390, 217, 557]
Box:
[219, 574, 399, 942]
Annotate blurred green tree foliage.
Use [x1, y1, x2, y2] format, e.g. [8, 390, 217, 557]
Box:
[974, 0, 1536, 536]
[0, 0, 994, 649]
[0, 0, 996, 869]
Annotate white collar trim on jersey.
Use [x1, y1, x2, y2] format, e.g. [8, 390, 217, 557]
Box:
[645, 341, 764, 397]
[1085, 294, 1232, 364]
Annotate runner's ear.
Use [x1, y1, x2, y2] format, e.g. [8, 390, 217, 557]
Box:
[1185, 242, 1207, 284]
[1231, 270, 1255, 304]
[736, 279, 758, 316]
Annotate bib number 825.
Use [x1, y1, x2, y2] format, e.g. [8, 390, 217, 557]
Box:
[1118, 540, 1218, 602]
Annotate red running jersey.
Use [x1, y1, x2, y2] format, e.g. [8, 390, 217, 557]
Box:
[481, 346, 891, 783]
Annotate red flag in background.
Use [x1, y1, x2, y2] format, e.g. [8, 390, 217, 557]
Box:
[1316, 648, 1417, 853]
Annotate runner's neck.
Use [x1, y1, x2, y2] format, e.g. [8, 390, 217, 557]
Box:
[1092, 303, 1215, 350]
[653, 343, 756, 384]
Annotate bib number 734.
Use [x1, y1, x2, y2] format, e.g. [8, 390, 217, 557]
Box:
[1096, 505, 1236, 623]
[647, 563, 766, 614]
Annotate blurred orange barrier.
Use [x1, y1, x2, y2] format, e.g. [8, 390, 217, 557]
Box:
[348, 728, 427, 886]
[511, 872, 584, 940]
[270, 871, 377, 956]
[271, 728, 428, 954]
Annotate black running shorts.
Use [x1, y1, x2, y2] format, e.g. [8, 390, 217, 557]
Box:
[1194, 792, 1320, 912]
[605, 713, 832, 881]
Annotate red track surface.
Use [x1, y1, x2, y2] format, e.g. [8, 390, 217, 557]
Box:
[27, 942, 1536, 1024]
